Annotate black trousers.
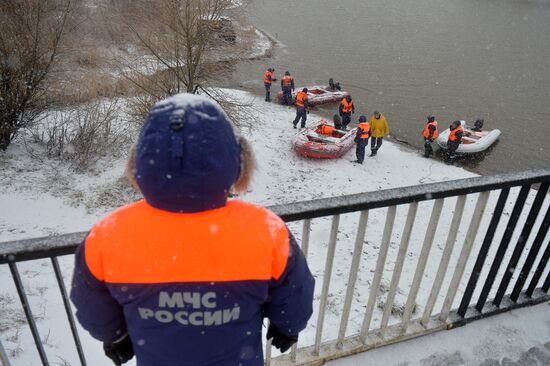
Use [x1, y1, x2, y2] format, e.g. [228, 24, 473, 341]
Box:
[264, 83, 271, 101]
[446, 141, 460, 161]
[342, 113, 351, 129]
[356, 138, 368, 163]
[371, 137, 383, 152]
[424, 139, 433, 157]
[282, 87, 292, 105]
[293, 107, 307, 128]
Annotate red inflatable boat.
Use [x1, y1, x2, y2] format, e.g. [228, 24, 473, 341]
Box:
[292, 121, 357, 159]
[278, 86, 350, 106]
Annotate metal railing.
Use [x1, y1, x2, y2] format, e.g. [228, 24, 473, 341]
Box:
[1, 168, 550, 366]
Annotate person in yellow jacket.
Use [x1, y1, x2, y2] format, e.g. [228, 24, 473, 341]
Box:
[369, 111, 389, 156]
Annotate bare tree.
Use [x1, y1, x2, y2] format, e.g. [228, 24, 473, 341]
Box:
[109, 0, 255, 127]
[0, 0, 77, 150]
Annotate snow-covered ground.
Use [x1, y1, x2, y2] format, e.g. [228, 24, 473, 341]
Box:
[1, 89, 548, 365]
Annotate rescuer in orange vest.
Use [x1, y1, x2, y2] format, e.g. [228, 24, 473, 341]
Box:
[446, 120, 464, 163]
[354, 115, 371, 164]
[423, 115, 439, 158]
[70, 94, 315, 366]
[280, 71, 295, 105]
[338, 95, 355, 130]
[317, 121, 335, 136]
[293, 88, 309, 129]
[264, 67, 277, 102]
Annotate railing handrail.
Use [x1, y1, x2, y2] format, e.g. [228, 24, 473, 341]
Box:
[2, 167, 550, 265]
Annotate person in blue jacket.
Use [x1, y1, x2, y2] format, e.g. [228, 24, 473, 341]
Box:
[70, 94, 315, 366]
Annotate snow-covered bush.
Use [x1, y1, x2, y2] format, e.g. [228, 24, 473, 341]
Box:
[31, 100, 134, 171]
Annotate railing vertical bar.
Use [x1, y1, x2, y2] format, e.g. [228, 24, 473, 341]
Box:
[265, 337, 272, 366]
[290, 219, 313, 362]
[457, 188, 510, 317]
[511, 205, 550, 301]
[493, 183, 549, 306]
[543, 266, 550, 292]
[439, 191, 490, 322]
[336, 211, 369, 348]
[421, 195, 467, 326]
[402, 202, 443, 328]
[380, 203, 418, 332]
[359, 206, 396, 343]
[526, 238, 550, 297]
[8, 262, 50, 366]
[0, 338, 12, 366]
[51, 257, 87, 366]
[475, 185, 531, 312]
[313, 215, 340, 355]
[301, 219, 312, 258]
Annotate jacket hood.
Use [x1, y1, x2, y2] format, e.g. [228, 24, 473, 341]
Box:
[134, 94, 240, 213]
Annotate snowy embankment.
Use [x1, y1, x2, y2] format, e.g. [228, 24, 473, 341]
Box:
[0, 89, 548, 366]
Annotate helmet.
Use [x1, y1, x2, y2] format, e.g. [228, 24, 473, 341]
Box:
[268, 68, 274, 72]
[427, 115, 435, 122]
[359, 115, 367, 122]
[373, 110, 380, 116]
[302, 88, 308, 93]
[285, 71, 290, 76]
[345, 95, 352, 101]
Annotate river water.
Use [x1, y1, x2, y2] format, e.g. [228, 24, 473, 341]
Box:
[229, 0, 550, 175]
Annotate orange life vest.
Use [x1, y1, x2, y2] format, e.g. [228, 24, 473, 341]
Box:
[448, 125, 463, 142]
[358, 122, 371, 139]
[296, 91, 308, 107]
[281, 75, 293, 87]
[264, 70, 274, 84]
[318, 124, 334, 135]
[423, 121, 439, 139]
[84, 200, 290, 284]
[341, 98, 353, 113]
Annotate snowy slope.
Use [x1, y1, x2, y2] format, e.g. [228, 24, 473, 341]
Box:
[1, 89, 548, 366]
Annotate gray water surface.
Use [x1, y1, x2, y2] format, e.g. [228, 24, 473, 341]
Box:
[230, 0, 550, 175]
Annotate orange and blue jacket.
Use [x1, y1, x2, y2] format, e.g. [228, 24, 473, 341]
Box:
[423, 121, 438, 140]
[70, 199, 314, 366]
[264, 70, 274, 85]
[356, 122, 371, 140]
[295, 91, 308, 108]
[281, 75, 294, 89]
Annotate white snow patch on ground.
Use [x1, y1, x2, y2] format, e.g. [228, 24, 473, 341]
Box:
[1, 89, 548, 366]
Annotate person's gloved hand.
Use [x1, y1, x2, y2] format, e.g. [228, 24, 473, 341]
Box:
[352, 110, 355, 114]
[307, 109, 310, 114]
[104, 334, 134, 365]
[267, 324, 298, 353]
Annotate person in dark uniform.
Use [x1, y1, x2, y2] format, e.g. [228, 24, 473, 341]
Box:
[338, 95, 355, 130]
[263, 68, 277, 102]
[333, 114, 343, 130]
[422, 115, 438, 158]
[280, 71, 295, 105]
[70, 94, 315, 366]
[292, 88, 309, 129]
[446, 120, 463, 163]
[354, 115, 371, 164]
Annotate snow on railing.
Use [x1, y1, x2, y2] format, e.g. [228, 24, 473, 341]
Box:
[1, 168, 550, 366]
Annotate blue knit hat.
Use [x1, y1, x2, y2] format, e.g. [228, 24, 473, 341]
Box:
[359, 115, 367, 122]
[135, 94, 241, 213]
